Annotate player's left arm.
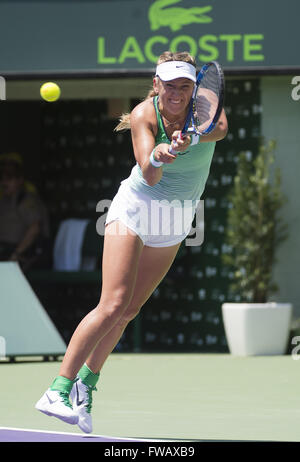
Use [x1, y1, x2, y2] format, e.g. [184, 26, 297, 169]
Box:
[200, 109, 228, 142]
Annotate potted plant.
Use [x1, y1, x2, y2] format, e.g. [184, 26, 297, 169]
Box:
[221, 140, 292, 356]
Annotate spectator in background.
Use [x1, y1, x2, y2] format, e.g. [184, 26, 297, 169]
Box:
[0, 152, 50, 271]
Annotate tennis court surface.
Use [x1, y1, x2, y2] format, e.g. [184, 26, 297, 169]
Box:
[1, 354, 299, 442]
[0, 427, 163, 442]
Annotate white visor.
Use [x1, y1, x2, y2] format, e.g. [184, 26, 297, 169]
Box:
[156, 61, 196, 83]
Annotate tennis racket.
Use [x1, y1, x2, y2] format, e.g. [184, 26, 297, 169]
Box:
[169, 60, 224, 153]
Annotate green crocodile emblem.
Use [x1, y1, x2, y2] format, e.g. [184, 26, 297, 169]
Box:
[149, 0, 212, 32]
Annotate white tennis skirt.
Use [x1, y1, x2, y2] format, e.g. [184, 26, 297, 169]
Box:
[105, 179, 196, 247]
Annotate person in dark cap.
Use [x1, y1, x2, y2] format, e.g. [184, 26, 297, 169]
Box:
[0, 153, 50, 271]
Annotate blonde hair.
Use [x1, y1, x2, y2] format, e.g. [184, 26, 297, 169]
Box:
[114, 51, 196, 132]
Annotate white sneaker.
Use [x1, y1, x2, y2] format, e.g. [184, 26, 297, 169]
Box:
[35, 388, 79, 425]
[70, 378, 96, 433]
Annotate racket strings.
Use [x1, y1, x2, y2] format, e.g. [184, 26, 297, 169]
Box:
[194, 67, 221, 131]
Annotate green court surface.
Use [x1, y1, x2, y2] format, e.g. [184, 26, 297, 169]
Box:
[1, 353, 300, 442]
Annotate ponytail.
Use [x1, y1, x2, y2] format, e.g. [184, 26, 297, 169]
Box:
[114, 87, 157, 132]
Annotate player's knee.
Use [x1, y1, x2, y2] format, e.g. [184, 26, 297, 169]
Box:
[119, 306, 141, 326]
[97, 290, 132, 320]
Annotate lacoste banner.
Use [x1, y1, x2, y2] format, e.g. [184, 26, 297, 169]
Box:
[0, 0, 299, 74]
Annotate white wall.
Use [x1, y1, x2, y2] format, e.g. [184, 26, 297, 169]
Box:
[261, 76, 300, 317]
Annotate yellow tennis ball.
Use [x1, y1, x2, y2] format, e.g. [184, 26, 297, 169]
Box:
[40, 82, 61, 102]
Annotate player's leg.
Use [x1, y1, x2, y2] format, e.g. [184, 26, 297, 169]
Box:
[86, 242, 181, 372]
[59, 221, 144, 379]
[71, 242, 181, 432]
[36, 221, 144, 423]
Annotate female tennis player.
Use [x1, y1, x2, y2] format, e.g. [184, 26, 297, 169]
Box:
[36, 51, 228, 433]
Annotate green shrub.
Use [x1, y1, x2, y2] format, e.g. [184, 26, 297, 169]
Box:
[223, 140, 288, 303]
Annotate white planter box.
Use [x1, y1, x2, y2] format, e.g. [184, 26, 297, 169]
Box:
[221, 303, 293, 356]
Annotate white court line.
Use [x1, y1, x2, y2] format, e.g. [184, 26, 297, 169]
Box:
[0, 426, 167, 442]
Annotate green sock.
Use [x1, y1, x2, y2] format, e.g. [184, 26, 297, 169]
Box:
[78, 363, 100, 388]
[50, 376, 75, 394]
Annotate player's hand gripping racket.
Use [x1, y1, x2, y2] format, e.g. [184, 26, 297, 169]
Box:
[169, 61, 224, 153]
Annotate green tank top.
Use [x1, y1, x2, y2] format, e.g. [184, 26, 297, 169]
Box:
[125, 96, 216, 206]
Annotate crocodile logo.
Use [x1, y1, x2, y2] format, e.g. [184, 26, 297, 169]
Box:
[148, 0, 212, 32]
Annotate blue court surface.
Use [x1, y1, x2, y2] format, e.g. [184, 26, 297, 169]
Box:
[0, 427, 164, 442]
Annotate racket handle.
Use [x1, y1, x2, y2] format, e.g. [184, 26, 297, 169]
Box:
[168, 146, 177, 155]
[169, 131, 185, 154]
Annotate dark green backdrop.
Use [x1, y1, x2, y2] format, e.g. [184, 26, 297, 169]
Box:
[0, 0, 299, 74]
[0, 77, 261, 352]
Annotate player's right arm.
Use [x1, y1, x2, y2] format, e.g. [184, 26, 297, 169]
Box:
[130, 99, 176, 186]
